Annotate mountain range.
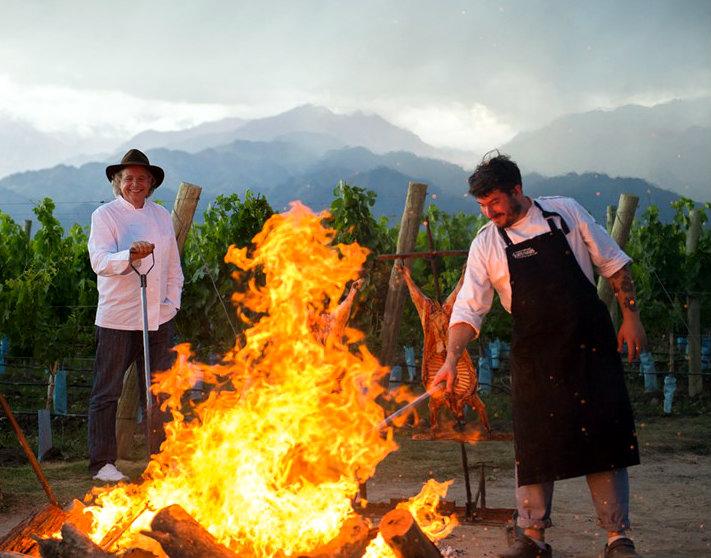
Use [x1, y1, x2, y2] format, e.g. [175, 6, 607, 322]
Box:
[503, 97, 711, 201]
[0, 100, 707, 233]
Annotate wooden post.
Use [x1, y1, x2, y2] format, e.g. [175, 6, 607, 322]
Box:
[172, 182, 202, 254]
[597, 194, 639, 314]
[115, 363, 140, 459]
[663, 332, 677, 414]
[23, 219, 32, 238]
[606, 205, 616, 234]
[423, 219, 441, 302]
[686, 209, 703, 397]
[379, 183, 428, 367]
[116, 182, 202, 459]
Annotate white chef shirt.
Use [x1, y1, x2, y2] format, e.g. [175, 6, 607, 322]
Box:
[450, 196, 631, 335]
[88, 196, 184, 331]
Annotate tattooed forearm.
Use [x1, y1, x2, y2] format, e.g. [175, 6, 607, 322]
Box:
[608, 263, 638, 312]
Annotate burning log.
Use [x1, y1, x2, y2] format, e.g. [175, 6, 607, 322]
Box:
[0, 505, 66, 556]
[118, 550, 158, 558]
[0, 500, 90, 557]
[380, 508, 443, 558]
[98, 503, 149, 552]
[142, 505, 237, 558]
[300, 514, 376, 558]
[0, 551, 36, 558]
[34, 523, 112, 558]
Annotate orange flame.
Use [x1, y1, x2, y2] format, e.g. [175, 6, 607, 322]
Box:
[363, 479, 458, 558]
[82, 202, 456, 556]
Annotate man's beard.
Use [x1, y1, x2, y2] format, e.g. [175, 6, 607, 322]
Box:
[498, 196, 524, 228]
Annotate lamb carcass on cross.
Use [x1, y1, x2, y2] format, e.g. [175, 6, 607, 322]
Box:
[396, 261, 490, 436]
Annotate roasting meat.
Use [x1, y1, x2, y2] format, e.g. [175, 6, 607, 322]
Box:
[397, 263, 490, 434]
[311, 279, 363, 344]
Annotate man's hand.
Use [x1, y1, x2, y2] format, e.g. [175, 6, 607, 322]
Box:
[129, 241, 154, 262]
[429, 359, 457, 394]
[430, 323, 477, 393]
[618, 315, 648, 363]
[608, 263, 647, 363]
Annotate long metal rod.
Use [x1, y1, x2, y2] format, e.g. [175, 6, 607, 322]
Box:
[130, 251, 155, 443]
[378, 385, 443, 430]
[139, 276, 153, 421]
[0, 393, 60, 507]
[377, 249, 468, 261]
[460, 439, 473, 518]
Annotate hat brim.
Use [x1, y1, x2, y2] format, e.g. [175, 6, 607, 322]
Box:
[106, 163, 165, 188]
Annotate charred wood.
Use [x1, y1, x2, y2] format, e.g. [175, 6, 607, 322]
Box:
[116, 550, 158, 558]
[380, 508, 442, 558]
[300, 514, 376, 558]
[143, 505, 236, 558]
[0, 504, 66, 556]
[34, 523, 112, 558]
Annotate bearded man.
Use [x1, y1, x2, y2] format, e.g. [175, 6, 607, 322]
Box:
[432, 154, 645, 558]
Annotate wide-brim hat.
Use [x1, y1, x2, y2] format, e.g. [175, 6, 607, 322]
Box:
[106, 149, 165, 187]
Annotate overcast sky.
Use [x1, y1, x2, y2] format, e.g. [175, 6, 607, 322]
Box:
[0, 0, 709, 152]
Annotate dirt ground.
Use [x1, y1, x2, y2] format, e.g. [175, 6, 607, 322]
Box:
[368, 451, 710, 557]
[1, 416, 709, 557]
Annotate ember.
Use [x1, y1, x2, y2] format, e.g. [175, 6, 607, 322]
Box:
[72, 202, 456, 557]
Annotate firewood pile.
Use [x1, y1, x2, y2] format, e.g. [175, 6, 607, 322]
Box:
[0, 501, 445, 558]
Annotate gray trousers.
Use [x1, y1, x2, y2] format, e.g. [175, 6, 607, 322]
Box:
[516, 467, 631, 531]
[88, 319, 175, 473]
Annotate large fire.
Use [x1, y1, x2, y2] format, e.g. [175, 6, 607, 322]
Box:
[82, 202, 456, 556]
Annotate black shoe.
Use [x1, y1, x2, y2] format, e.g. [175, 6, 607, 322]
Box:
[498, 535, 552, 558]
[602, 537, 641, 557]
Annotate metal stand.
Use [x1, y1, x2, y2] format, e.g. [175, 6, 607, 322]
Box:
[360, 436, 515, 526]
[460, 438, 474, 519]
[459, 439, 515, 524]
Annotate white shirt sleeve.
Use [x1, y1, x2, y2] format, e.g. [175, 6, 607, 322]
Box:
[88, 209, 132, 277]
[449, 236, 494, 336]
[164, 214, 184, 309]
[567, 199, 631, 278]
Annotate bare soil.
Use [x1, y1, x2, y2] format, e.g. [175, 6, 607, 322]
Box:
[1, 415, 709, 557]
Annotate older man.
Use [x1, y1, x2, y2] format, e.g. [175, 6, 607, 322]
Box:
[87, 149, 183, 482]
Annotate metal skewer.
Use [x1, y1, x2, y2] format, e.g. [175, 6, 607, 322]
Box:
[378, 384, 444, 430]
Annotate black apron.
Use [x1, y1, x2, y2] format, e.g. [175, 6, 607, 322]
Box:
[501, 202, 640, 486]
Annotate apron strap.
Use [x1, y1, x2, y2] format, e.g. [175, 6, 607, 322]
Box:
[497, 200, 571, 245]
[534, 201, 570, 234]
[497, 225, 514, 246]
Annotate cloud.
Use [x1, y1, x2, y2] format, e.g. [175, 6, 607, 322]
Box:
[0, 72, 517, 153]
[0, 74, 238, 139]
[381, 102, 516, 153]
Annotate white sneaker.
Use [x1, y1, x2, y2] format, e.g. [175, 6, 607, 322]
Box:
[92, 463, 129, 482]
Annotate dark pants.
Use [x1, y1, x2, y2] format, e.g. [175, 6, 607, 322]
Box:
[88, 319, 175, 473]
